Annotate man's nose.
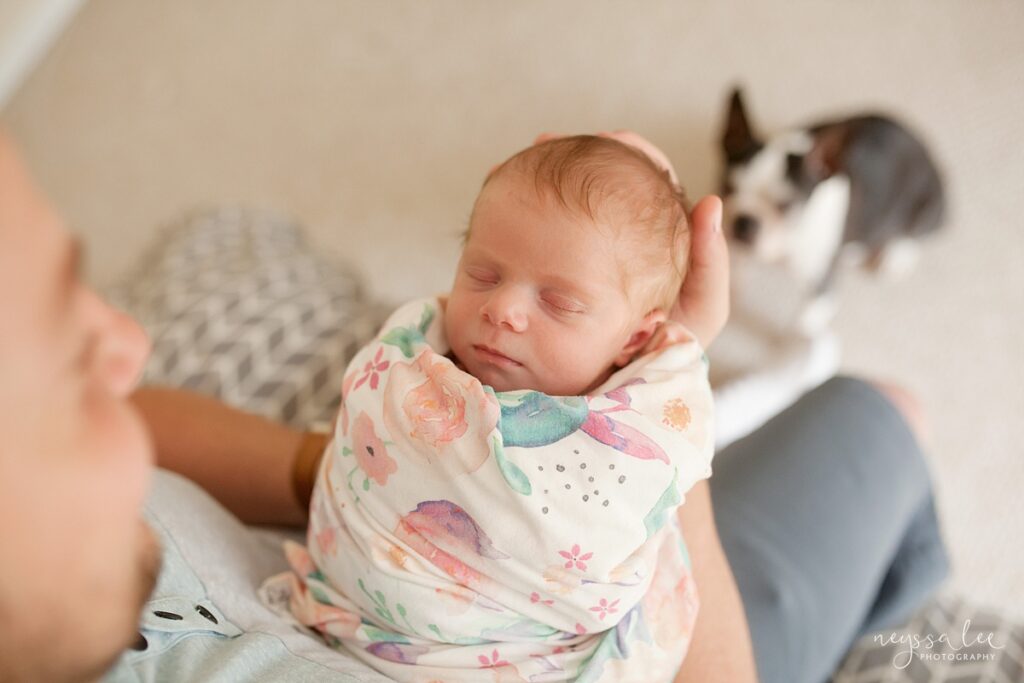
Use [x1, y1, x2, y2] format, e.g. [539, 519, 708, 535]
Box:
[92, 293, 151, 396]
[481, 287, 528, 332]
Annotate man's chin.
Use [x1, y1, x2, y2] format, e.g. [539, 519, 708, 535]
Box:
[90, 521, 162, 679]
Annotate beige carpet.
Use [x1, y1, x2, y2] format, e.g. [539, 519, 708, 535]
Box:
[4, 0, 1021, 617]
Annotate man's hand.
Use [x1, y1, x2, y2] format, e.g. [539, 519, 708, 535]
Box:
[534, 129, 679, 184]
[668, 194, 730, 350]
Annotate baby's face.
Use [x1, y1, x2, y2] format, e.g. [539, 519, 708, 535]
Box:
[445, 173, 645, 396]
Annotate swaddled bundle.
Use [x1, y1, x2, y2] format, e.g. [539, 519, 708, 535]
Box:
[266, 297, 715, 682]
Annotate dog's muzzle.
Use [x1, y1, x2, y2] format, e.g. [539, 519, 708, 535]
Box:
[732, 214, 759, 243]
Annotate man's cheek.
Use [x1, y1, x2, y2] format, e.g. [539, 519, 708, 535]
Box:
[80, 394, 154, 510]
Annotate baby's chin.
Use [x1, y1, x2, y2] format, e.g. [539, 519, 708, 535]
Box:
[450, 347, 609, 396]
[463, 362, 527, 393]
[469, 363, 597, 396]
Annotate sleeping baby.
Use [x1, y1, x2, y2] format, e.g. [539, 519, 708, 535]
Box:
[265, 134, 715, 682]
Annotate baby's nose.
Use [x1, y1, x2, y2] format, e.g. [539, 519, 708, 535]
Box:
[482, 290, 528, 332]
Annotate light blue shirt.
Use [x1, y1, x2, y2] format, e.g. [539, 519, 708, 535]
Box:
[103, 470, 394, 682]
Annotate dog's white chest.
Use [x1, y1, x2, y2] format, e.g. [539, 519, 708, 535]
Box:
[788, 175, 851, 284]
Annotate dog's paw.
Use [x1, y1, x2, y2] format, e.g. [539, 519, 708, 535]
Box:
[867, 239, 921, 281]
[796, 295, 837, 337]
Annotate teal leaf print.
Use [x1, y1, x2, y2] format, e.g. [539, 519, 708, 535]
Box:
[379, 303, 435, 358]
[393, 602, 422, 636]
[346, 465, 363, 503]
[380, 327, 423, 359]
[418, 303, 435, 335]
[575, 604, 652, 683]
[642, 467, 681, 540]
[479, 619, 560, 639]
[492, 436, 531, 495]
[358, 579, 395, 624]
[426, 622, 489, 645]
[498, 392, 589, 447]
[310, 585, 331, 605]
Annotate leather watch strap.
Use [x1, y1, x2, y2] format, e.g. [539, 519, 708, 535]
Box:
[292, 429, 330, 511]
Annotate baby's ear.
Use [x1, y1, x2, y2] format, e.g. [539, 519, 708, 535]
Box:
[614, 309, 667, 367]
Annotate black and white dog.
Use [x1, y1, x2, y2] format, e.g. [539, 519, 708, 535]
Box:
[719, 88, 947, 335]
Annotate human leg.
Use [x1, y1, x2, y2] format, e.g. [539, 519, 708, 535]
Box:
[708, 375, 950, 683]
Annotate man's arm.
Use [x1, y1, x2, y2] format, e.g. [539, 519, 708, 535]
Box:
[674, 479, 759, 683]
[131, 387, 308, 526]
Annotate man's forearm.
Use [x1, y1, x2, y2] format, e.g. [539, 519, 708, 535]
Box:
[131, 386, 307, 526]
[674, 480, 759, 682]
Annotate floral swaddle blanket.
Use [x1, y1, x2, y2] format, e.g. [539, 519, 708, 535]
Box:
[263, 297, 715, 682]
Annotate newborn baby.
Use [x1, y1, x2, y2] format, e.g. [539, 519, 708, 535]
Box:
[269, 135, 715, 682]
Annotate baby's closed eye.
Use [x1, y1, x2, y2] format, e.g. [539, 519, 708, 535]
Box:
[542, 293, 586, 314]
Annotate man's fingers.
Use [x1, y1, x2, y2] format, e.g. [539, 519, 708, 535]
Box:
[597, 130, 679, 185]
[676, 195, 730, 349]
[533, 132, 566, 145]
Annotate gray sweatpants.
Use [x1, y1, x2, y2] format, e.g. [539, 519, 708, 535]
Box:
[710, 375, 950, 683]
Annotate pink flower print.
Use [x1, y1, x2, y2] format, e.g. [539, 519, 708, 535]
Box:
[316, 525, 337, 557]
[351, 411, 398, 486]
[354, 347, 390, 391]
[589, 597, 620, 621]
[478, 649, 510, 668]
[382, 351, 499, 476]
[283, 540, 317, 577]
[530, 591, 554, 606]
[558, 544, 593, 571]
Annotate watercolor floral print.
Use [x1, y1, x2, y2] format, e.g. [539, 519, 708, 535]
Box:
[262, 297, 715, 682]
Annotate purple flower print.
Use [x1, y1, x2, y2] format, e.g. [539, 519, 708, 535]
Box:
[478, 648, 510, 668]
[589, 597, 620, 621]
[558, 544, 593, 571]
[354, 347, 390, 391]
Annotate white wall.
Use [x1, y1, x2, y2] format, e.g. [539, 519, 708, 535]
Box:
[0, 0, 84, 109]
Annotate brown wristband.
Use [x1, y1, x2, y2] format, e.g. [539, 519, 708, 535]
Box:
[292, 430, 330, 512]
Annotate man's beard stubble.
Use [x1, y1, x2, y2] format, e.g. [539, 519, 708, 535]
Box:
[1, 520, 164, 683]
[84, 519, 162, 682]
[81, 520, 161, 679]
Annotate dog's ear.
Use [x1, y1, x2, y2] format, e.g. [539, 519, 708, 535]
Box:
[805, 125, 849, 181]
[722, 87, 763, 163]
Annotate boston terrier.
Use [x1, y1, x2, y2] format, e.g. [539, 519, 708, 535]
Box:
[718, 87, 947, 335]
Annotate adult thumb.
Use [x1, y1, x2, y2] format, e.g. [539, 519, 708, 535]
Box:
[675, 195, 730, 349]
